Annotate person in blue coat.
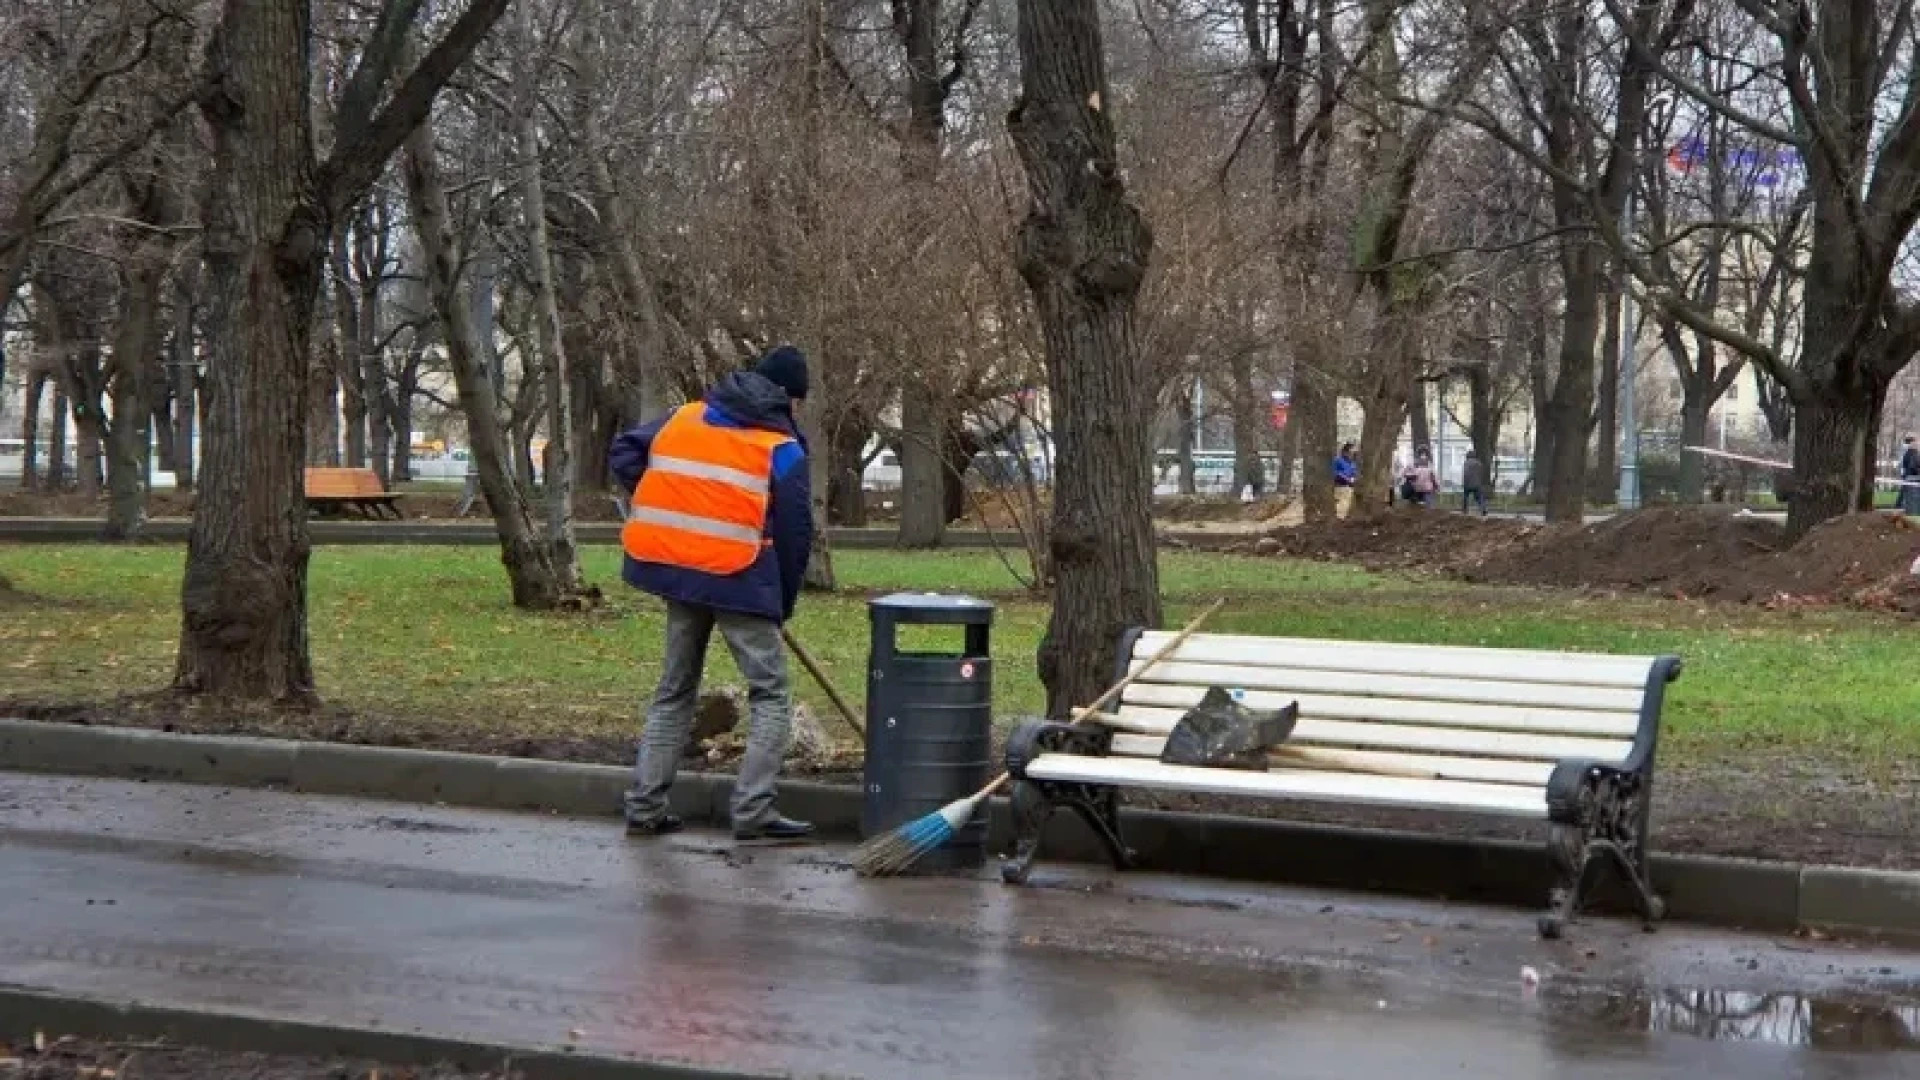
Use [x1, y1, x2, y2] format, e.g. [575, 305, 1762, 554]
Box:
[1333, 442, 1359, 488]
[608, 346, 816, 843]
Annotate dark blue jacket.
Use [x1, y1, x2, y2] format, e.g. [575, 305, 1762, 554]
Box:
[609, 372, 813, 622]
[1332, 454, 1358, 487]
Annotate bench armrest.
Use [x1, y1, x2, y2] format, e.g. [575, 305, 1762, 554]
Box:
[1005, 718, 1115, 781]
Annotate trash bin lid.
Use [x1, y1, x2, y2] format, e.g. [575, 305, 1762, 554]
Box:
[868, 592, 994, 624]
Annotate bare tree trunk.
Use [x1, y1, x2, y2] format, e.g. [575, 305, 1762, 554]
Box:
[827, 418, 869, 526]
[515, 42, 583, 591]
[359, 242, 393, 488]
[1591, 274, 1621, 501]
[1010, 0, 1162, 717]
[1295, 363, 1338, 521]
[331, 231, 367, 468]
[1228, 352, 1265, 495]
[1543, 246, 1602, 521]
[402, 119, 571, 608]
[308, 299, 342, 464]
[48, 384, 71, 491]
[897, 382, 947, 545]
[175, 1, 324, 702]
[105, 258, 170, 540]
[1678, 382, 1710, 503]
[1407, 379, 1432, 454]
[170, 267, 199, 491]
[1174, 380, 1198, 495]
[22, 371, 46, 491]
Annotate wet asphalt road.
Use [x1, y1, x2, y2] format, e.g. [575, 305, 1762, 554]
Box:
[2, 772, 1917, 1079]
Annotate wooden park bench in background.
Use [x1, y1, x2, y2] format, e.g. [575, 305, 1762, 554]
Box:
[304, 467, 402, 519]
[1001, 630, 1682, 938]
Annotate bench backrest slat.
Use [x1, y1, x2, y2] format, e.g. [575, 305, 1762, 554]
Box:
[305, 467, 389, 498]
[1131, 631, 1657, 689]
[1121, 682, 1638, 738]
[1106, 733, 1555, 787]
[1118, 631, 1667, 772]
[1108, 706, 1635, 763]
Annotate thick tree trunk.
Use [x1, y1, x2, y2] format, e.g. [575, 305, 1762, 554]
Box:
[1542, 250, 1602, 522]
[175, 1, 324, 703]
[402, 120, 570, 609]
[1011, 0, 1162, 717]
[1295, 363, 1338, 522]
[1352, 386, 1409, 519]
[1406, 379, 1432, 455]
[1465, 363, 1498, 470]
[1785, 393, 1874, 538]
[897, 381, 947, 546]
[1678, 382, 1710, 504]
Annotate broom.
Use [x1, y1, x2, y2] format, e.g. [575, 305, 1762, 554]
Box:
[852, 599, 1227, 877]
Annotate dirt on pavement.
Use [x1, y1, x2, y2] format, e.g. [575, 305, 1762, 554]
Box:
[0, 1034, 514, 1079]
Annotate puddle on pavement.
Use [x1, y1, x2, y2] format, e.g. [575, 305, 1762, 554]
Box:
[1555, 987, 1920, 1050]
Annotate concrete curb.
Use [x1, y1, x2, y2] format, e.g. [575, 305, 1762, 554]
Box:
[0, 986, 761, 1080]
[3, 718, 1915, 938]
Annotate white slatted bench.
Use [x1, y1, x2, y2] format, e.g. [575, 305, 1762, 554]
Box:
[1000, 630, 1683, 937]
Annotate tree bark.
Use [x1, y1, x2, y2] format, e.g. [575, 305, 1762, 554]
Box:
[1295, 363, 1338, 521]
[357, 211, 393, 488]
[516, 40, 583, 592]
[1590, 273, 1621, 502]
[897, 381, 947, 545]
[827, 417, 869, 526]
[401, 119, 570, 608]
[105, 257, 170, 541]
[1228, 352, 1265, 496]
[1543, 244, 1602, 521]
[1678, 382, 1709, 502]
[1010, 0, 1162, 717]
[308, 304, 342, 464]
[331, 230, 367, 468]
[48, 384, 71, 491]
[169, 266, 199, 491]
[1407, 378, 1432, 454]
[21, 371, 46, 492]
[1174, 380, 1198, 495]
[175, 2, 326, 702]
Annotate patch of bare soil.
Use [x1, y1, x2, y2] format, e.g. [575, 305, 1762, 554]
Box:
[1155, 495, 1295, 524]
[1253, 506, 1920, 615]
[0, 1034, 514, 1079]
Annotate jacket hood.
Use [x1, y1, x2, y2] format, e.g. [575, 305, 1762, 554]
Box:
[706, 371, 798, 435]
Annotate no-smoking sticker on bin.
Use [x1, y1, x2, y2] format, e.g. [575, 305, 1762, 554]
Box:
[960, 662, 976, 679]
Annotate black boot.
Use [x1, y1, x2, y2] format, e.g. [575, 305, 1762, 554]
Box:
[733, 814, 815, 842]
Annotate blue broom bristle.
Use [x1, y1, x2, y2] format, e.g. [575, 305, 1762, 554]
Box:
[901, 814, 953, 852]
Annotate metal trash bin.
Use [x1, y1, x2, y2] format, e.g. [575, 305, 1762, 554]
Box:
[863, 592, 994, 872]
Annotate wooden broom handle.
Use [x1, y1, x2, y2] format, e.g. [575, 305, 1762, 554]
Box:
[1072, 598, 1226, 723]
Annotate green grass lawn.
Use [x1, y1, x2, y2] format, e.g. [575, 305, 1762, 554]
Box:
[2, 544, 1916, 766]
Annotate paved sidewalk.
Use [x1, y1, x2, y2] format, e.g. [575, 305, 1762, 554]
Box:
[2, 772, 1916, 1078]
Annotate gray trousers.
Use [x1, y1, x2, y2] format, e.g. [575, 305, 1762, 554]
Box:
[625, 600, 792, 830]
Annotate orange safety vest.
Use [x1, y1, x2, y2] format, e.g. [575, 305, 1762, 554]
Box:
[622, 403, 792, 575]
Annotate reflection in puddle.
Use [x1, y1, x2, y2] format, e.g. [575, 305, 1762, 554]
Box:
[1613, 990, 1920, 1049]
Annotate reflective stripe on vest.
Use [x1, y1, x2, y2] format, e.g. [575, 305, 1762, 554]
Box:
[622, 403, 792, 575]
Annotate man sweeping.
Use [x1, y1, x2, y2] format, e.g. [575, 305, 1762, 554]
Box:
[609, 346, 816, 842]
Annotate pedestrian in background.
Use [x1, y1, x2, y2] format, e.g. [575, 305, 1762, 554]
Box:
[1899, 434, 1920, 516]
[609, 345, 817, 844]
[1408, 447, 1438, 508]
[1461, 450, 1489, 516]
[1333, 443, 1358, 489]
